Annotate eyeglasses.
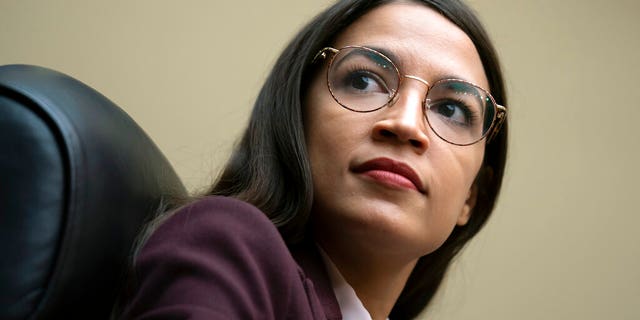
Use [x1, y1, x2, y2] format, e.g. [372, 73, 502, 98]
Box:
[313, 46, 507, 146]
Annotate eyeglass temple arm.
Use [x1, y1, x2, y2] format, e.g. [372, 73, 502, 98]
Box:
[312, 47, 339, 63]
[487, 104, 507, 143]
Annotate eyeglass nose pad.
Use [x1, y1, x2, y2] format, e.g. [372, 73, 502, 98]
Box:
[387, 76, 432, 113]
[373, 93, 431, 152]
[383, 87, 432, 134]
[399, 74, 431, 110]
[387, 89, 400, 107]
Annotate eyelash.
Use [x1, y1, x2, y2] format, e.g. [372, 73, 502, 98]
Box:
[430, 97, 479, 126]
[342, 65, 388, 88]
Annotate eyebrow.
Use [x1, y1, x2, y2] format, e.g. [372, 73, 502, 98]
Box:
[366, 46, 400, 64]
[444, 81, 481, 96]
[332, 46, 397, 72]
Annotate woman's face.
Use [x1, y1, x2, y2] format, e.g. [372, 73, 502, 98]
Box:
[305, 1, 489, 259]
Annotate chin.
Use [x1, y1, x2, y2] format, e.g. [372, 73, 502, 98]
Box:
[318, 201, 440, 257]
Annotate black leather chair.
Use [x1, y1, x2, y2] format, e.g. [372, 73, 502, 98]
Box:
[0, 64, 188, 319]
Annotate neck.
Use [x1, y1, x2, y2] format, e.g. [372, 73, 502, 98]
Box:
[317, 239, 418, 320]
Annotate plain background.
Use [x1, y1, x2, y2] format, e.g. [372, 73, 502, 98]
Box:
[1, 1, 639, 319]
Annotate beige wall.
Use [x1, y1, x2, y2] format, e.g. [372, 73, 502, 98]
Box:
[2, 1, 639, 319]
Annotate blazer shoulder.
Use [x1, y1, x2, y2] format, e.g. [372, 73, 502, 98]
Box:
[123, 196, 311, 319]
[144, 196, 284, 255]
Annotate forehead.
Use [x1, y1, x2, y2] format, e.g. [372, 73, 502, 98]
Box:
[331, 1, 489, 89]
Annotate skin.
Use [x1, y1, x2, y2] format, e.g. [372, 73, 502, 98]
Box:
[304, 1, 489, 319]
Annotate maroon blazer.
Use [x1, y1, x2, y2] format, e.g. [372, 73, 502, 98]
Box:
[120, 196, 342, 319]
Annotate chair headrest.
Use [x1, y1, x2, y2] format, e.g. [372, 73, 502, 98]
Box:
[0, 64, 187, 319]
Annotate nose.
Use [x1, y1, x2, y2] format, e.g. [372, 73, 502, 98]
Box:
[371, 77, 430, 153]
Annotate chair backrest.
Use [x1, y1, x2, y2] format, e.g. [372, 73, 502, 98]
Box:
[0, 64, 187, 319]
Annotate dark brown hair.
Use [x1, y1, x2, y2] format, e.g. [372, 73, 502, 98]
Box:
[207, 0, 508, 318]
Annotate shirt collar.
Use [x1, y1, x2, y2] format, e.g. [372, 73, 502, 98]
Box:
[317, 245, 374, 320]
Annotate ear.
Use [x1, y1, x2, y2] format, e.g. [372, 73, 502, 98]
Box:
[457, 182, 477, 226]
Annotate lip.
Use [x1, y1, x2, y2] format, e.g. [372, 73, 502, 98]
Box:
[351, 157, 426, 194]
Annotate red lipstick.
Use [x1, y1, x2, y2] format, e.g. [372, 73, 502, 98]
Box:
[352, 158, 425, 194]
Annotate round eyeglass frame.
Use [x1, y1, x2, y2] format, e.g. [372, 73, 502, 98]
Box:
[313, 45, 507, 146]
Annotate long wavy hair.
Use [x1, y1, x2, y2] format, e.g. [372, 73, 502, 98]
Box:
[207, 0, 508, 318]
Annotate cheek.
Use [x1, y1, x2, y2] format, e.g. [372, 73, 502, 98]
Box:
[304, 78, 368, 177]
[306, 115, 364, 195]
[305, 81, 347, 182]
[429, 142, 484, 195]
[421, 145, 484, 246]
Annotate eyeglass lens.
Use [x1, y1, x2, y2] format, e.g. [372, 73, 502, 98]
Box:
[327, 46, 496, 145]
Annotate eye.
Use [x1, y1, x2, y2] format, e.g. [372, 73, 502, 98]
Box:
[342, 69, 390, 94]
[430, 99, 474, 127]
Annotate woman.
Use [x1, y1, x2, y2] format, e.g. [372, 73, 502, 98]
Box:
[121, 0, 508, 319]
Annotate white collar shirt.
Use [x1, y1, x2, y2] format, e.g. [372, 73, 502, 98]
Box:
[317, 246, 375, 320]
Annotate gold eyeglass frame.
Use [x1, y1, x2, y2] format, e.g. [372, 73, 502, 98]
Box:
[313, 45, 507, 146]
